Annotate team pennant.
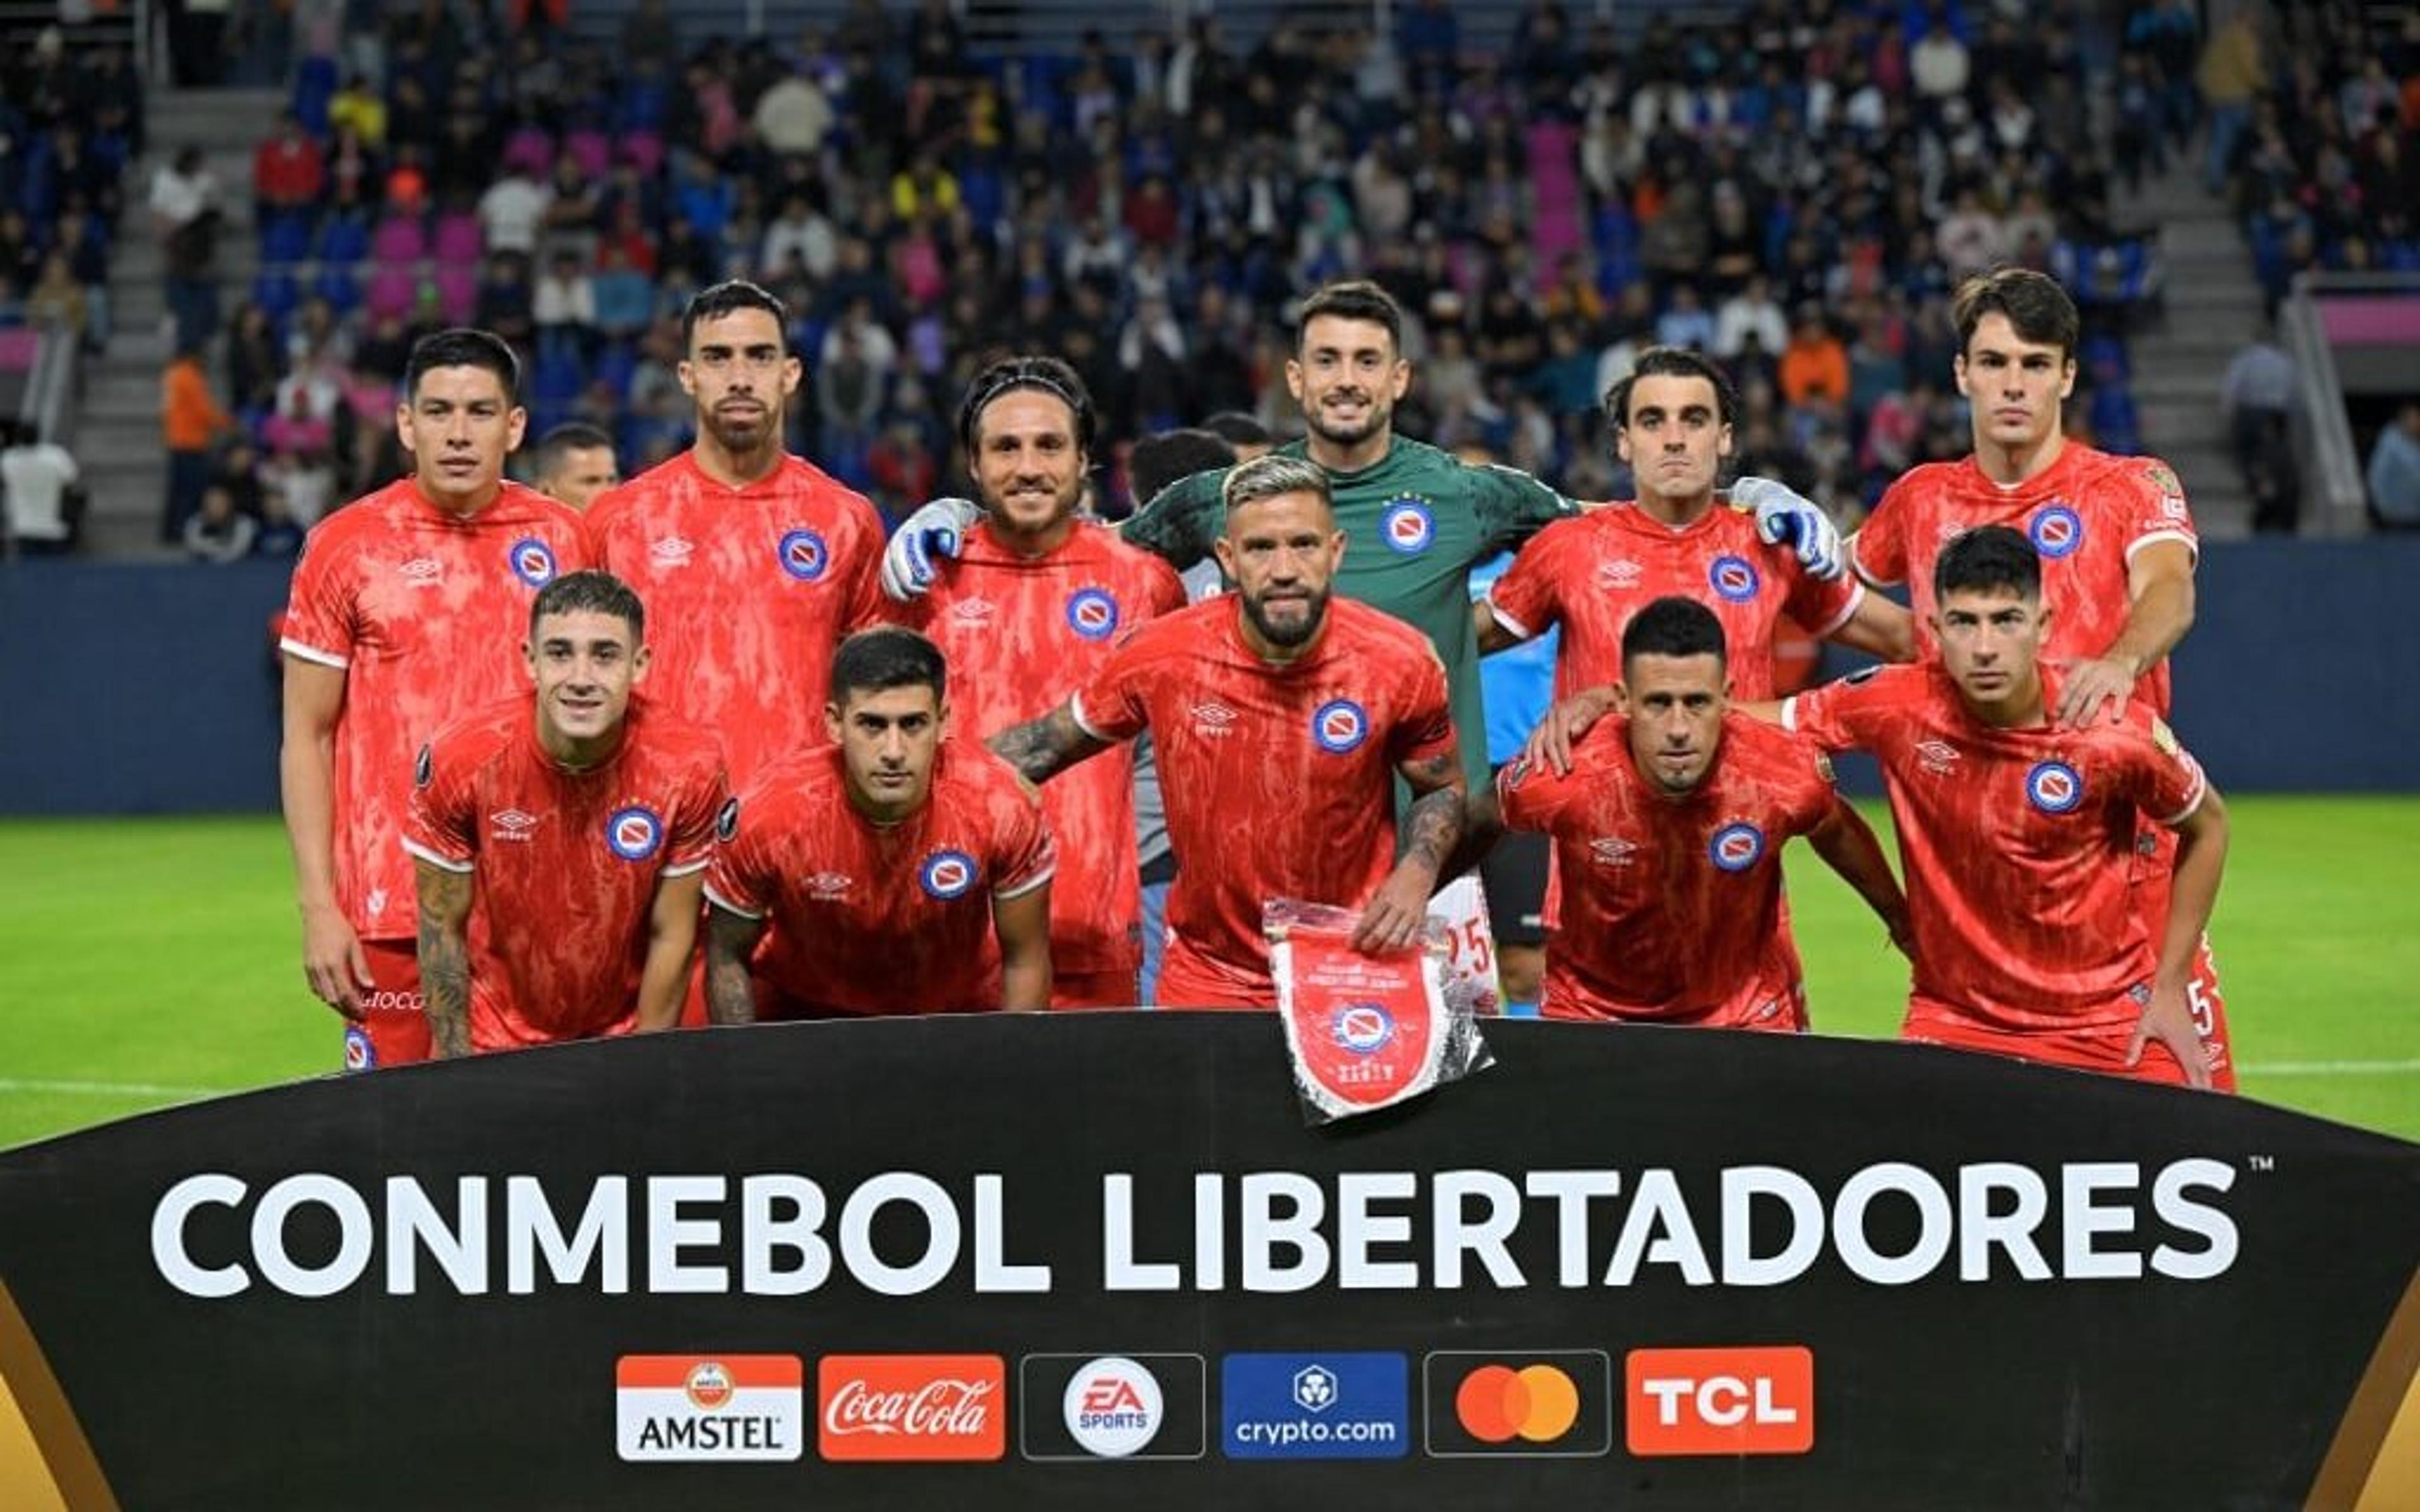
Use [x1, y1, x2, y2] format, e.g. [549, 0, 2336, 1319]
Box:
[1265, 898, 1493, 1126]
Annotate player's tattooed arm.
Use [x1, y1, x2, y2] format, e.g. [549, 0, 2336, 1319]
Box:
[704, 904, 766, 1026]
[987, 704, 1114, 785]
[412, 859, 475, 1059]
[1437, 785, 1505, 887]
[1356, 755, 1467, 951]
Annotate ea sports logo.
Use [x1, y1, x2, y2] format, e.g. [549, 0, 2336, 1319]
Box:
[508, 537, 559, 588]
[2029, 504, 2084, 559]
[1332, 1002, 1395, 1054]
[919, 849, 978, 900]
[777, 527, 829, 581]
[1062, 1356, 1163, 1458]
[1382, 497, 1435, 554]
[1455, 1363, 1582, 1445]
[686, 1361, 734, 1412]
[2026, 760, 2085, 814]
[1708, 822, 1766, 872]
[1311, 699, 1369, 754]
[606, 805, 664, 861]
[1708, 554, 1761, 603]
[1065, 587, 1120, 641]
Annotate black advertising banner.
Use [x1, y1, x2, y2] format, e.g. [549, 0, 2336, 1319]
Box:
[1, 1016, 2416, 1510]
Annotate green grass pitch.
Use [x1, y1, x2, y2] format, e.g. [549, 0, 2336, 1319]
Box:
[0, 800, 2414, 1150]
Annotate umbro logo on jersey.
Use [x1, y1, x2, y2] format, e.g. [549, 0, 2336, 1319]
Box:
[1916, 741, 1960, 776]
[398, 557, 443, 586]
[951, 598, 996, 626]
[490, 809, 541, 841]
[806, 872, 852, 900]
[1596, 558, 1644, 591]
[1190, 701, 1239, 737]
[1588, 837, 1637, 867]
[650, 536, 696, 567]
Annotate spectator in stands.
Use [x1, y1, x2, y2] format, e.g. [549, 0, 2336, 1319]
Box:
[23, 252, 86, 343]
[183, 484, 257, 564]
[1714, 274, 1789, 362]
[226, 302, 285, 417]
[253, 488, 306, 558]
[262, 444, 337, 529]
[528, 421, 619, 512]
[533, 248, 596, 365]
[1, 420, 80, 555]
[1779, 307, 1850, 407]
[2221, 329, 2300, 534]
[163, 343, 232, 546]
[253, 113, 325, 222]
[477, 163, 550, 260]
[2369, 402, 2420, 530]
[2198, 9, 2264, 196]
[149, 146, 223, 350]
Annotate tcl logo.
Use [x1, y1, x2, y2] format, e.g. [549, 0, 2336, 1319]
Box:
[1625, 1346, 1813, 1456]
[817, 1354, 1004, 1462]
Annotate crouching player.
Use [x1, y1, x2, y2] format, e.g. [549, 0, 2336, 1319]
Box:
[406, 570, 727, 1055]
[1780, 526, 2228, 1087]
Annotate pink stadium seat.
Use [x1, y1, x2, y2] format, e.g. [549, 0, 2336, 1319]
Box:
[364, 266, 418, 322]
[565, 129, 611, 180]
[431, 211, 483, 267]
[369, 215, 427, 265]
[434, 265, 479, 323]
[502, 127, 555, 179]
[618, 129, 665, 178]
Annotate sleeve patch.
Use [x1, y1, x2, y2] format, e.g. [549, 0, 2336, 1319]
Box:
[715, 796, 740, 843]
[414, 744, 434, 789]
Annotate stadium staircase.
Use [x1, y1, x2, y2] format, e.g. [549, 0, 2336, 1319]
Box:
[2116, 156, 2259, 536]
[80, 88, 279, 559]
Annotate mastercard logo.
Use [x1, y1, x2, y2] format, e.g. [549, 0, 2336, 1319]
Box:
[1454, 1363, 1581, 1444]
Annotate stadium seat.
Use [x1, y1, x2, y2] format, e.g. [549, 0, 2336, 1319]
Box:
[317, 214, 370, 267]
[565, 129, 612, 181]
[251, 271, 301, 324]
[312, 265, 361, 316]
[434, 265, 480, 324]
[370, 215, 427, 265]
[260, 210, 313, 266]
[2089, 383, 2143, 455]
[364, 266, 419, 322]
[502, 127, 555, 180]
[618, 129, 666, 178]
[431, 211, 483, 267]
[292, 55, 338, 137]
[592, 340, 637, 401]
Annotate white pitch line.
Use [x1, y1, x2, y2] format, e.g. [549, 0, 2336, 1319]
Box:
[0, 1078, 234, 1099]
[2241, 1058, 2420, 1077]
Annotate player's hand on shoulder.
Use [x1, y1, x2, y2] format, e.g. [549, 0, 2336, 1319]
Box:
[1735, 475, 1843, 581]
[880, 495, 982, 601]
[2055, 655, 2136, 728]
[1522, 685, 1618, 777]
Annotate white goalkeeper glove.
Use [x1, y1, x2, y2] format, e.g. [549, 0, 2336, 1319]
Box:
[1733, 475, 1844, 581]
[880, 495, 982, 601]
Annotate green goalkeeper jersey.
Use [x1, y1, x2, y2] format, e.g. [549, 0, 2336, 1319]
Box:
[1123, 435, 1578, 789]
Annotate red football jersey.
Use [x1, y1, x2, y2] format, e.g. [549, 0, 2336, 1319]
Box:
[403, 696, 725, 1050]
[584, 451, 885, 786]
[878, 520, 1185, 979]
[1782, 662, 2210, 1038]
[281, 478, 590, 941]
[1850, 445, 2198, 714]
[1484, 501, 1864, 701]
[1497, 711, 1835, 1026]
[704, 739, 1056, 1017]
[1071, 595, 1459, 1002]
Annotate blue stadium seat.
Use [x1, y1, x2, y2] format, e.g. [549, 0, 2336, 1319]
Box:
[312, 265, 361, 316]
[316, 214, 370, 267]
[260, 210, 313, 266]
[2089, 383, 2142, 455]
[251, 271, 301, 324]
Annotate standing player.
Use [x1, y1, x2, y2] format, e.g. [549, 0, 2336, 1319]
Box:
[987, 455, 1466, 1010]
[1477, 347, 1911, 701]
[405, 571, 725, 1055]
[584, 280, 885, 789]
[1780, 527, 2228, 1088]
[1473, 597, 1908, 1025]
[528, 421, 621, 512]
[704, 627, 1056, 1021]
[877, 358, 1185, 1007]
[1845, 266, 2231, 1086]
[280, 328, 589, 1068]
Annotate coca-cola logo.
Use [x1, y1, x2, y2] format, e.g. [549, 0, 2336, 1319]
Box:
[816, 1354, 1006, 1462]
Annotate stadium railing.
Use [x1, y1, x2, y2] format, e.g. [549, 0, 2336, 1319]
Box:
[2283, 270, 2414, 538]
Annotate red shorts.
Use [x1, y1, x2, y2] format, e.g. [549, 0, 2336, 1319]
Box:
[345, 940, 430, 1070]
[1540, 967, 1806, 1031]
[1154, 939, 1275, 1011]
[1903, 995, 2229, 1091]
[1051, 966, 1140, 1011]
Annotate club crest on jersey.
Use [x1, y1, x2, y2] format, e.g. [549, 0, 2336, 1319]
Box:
[919, 849, 979, 900]
[1708, 822, 1766, 872]
[1381, 496, 1435, 554]
[506, 537, 559, 588]
[1311, 698, 1370, 754]
[2029, 504, 2085, 559]
[1331, 1002, 1395, 1054]
[2025, 760, 2085, 814]
[343, 1026, 374, 1072]
[606, 805, 665, 861]
[776, 528, 829, 581]
[1708, 554, 1761, 603]
[1066, 587, 1121, 641]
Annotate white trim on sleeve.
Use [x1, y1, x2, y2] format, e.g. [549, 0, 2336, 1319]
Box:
[2124, 529, 2199, 566]
[1779, 696, 1803, 735]
[1806, 578, 1865, 640]
[1069, 696, 1109, 743]
[1481, 595, 1535, 641]
[1848, 538, 1902, 590]
[993, 864, 1056, 901]
[2158, 776, 2209, 830]
[702, 883, 764, 920]
[401, 838, 473, 874]
[661, 858, 712, 879]
[278, 637, 350, 670]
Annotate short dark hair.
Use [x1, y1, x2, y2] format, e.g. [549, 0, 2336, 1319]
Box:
[1296, 278, 1403, 353]
[529, 568, 645, 641]
[1952, 267, 2081, 363]
[1129, 428, 1237, 502]
[1605, 346, 1741, 430]
[1200, 410, 1271, 448]
[681, 278, 790, 350]
[830, 626, 947, 706]
[404, 328, 521, 404]
[1621, 595, 1729, 668]
[955, 353, 1097, 456]
[534, 421, 614, 476]
[1934, 525, 2043, 602]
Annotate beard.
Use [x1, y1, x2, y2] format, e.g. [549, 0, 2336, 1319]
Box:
[701, 399, 780, 454]
[1303, 391, 1391, 449]
[1241, 582, 1330, 649]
